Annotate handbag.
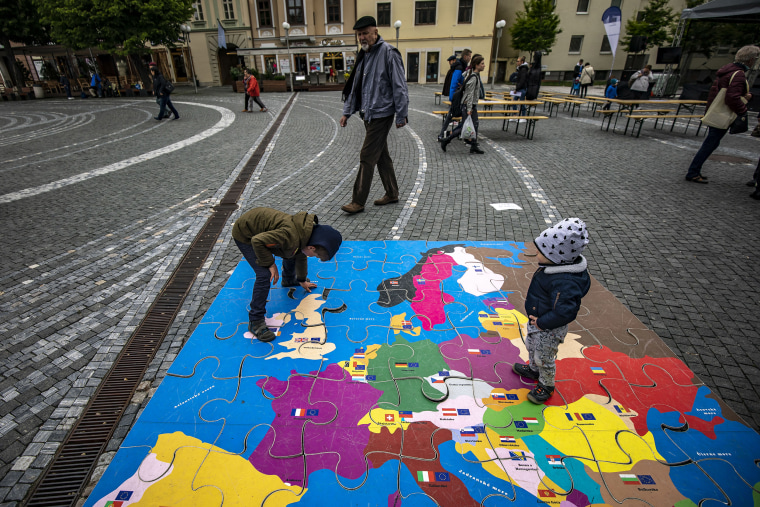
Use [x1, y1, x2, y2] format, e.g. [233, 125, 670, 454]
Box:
[701, 71, 741, 129]
[729, 113, 748, 135]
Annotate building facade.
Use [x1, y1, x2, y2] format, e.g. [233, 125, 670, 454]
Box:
[356, 0, 499, 84]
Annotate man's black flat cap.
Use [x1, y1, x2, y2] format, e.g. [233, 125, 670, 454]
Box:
[353, 16, 377, 30]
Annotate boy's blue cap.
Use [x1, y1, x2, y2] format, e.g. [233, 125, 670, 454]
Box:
[309, 224, 342, 260]
[610, 78, 618, 84]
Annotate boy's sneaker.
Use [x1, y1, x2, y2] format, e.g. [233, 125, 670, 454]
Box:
[527, 383, 554, 404]
[248, 320, 276, 342]
[512, 363, 539, 380]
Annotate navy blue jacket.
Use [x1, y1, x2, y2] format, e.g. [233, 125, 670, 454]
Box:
[524, 256, 591, 330]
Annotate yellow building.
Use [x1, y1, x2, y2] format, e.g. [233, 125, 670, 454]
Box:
[356, 0, 499, 84]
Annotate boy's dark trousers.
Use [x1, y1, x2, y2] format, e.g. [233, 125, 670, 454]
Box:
[158, 94, 179, 119]
[235, 240, 296, 322]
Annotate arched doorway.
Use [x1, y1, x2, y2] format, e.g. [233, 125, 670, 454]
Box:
[217, 43, 240, 85]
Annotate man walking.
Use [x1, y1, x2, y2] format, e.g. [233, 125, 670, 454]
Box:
[340, 16, 408, 215]
[441, 55, 457, 99]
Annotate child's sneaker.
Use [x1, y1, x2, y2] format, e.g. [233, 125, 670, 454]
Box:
[527, 383, 554, 404]
[248, 320, 276, 342]
[512, 363, 539, 380]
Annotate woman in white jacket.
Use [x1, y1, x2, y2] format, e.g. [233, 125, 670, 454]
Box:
[579, 63, 595, 98]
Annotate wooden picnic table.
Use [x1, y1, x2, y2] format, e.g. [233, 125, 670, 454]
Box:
[606, 98, 706, 117]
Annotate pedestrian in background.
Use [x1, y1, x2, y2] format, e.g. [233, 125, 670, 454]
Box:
[514, 55, 529, 115]
[685, 45, 758, 184]
[59, 74, 73, 99]
[629, 64, 653, 101]
[339, 15, 409, 215]
[513, 218, 591, 404]
[89, 72, 102, 97]
[150, 63, 180, 121]
[603, 78, 618, 110]
[440, 55, 485, 154]
[243, 69, 267, 113]
[579, 62, 594, 98]
[441, 55, 457, 100]
[232, 207, 342, 342]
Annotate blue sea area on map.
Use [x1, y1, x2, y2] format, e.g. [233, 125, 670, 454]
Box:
[648, 387, 760, 506]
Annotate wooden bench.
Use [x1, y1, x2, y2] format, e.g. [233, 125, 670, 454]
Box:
[540, 97, 567, 117]
[433, 111, 548, 139]
[624, 114, 705, 137]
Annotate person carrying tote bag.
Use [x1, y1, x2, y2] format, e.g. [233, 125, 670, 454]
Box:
[684, 45, 758, 184]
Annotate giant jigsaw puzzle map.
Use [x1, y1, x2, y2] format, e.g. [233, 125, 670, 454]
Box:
[86, 241, 760, 506]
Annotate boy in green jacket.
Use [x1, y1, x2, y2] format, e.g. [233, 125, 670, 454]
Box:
[232, 207, 342, 342]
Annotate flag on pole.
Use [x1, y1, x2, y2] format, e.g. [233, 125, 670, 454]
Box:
[218, 19, 227, 49]
[601, 7, 621, 55]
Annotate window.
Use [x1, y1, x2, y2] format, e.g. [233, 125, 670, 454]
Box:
[600, 35, 611, 53]
[287, 0, 305, 24]
[569, 35, 584, 53]
[377, 2, 391, 26]
[222, 0, 234, 19]
[257, 0, 272, 26]
[611, 0, 622, 7]
[577, 0, 589, 13]
[327, 0, 341, 23]
[415, 1, 436, 25]
[458, 0, 473, 23]
[192, 1, 204, 21]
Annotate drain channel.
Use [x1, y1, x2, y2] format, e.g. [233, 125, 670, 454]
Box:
[25, 94, 297, 507]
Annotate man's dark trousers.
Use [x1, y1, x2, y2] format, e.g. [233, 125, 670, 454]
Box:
[353, 115, 399, 206]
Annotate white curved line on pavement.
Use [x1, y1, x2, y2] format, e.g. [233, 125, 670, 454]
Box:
[387, 125, 427, 241]
[0, 102, 235, 205]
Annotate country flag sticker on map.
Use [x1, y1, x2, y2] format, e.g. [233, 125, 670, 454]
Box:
[491, 392, 507, 400]
[514, 421, 528, 428]
[366, 375, 376, 381]
[624, 474, 655, 484]
[417, 471, 450, 482]
[354, 352, 365, 359]
[417, 278, 426, 285]
[501, 435, 516, 443]
[523, 417, 538, 424]
[613, 404, 627, 413]
[104, 502, 123, 507]
[509, 450, 527, 460]
[457, 409, 470, 416]
[395, 362, 407, 368]
[460, 427, 476, 437]
[115, 491, 133, 501]
[291, 408, 318, 417]
[431, 377, 445, 384]
[355, 365, 366, 370]
[546, 455, 563, 466]
[538, 489, 557, 498]
[565, 412, 596, 421]
[442, 408, 458, 417]
[590, 366, 606, 375]
[351, 376, 366, 382]
[399, 411, 413, 421]
[506, 393, 519, 400]
[438, 371, 450, 376]
[385, 413, 395, 422]
[402, 320, 413, 329]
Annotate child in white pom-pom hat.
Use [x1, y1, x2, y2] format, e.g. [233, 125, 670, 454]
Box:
[513, 218, 591, 404]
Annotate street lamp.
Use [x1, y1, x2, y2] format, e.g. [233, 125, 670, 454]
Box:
[491, 19, 506, 90]
[282, 21, 293, 92]
[394, 20, 402, 48]
[179, 24, 198, 94]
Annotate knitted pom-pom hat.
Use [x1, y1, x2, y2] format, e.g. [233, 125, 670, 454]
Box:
[534, 218, 589, 265]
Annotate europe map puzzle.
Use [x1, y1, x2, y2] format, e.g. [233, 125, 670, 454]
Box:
[85, 241, 760, 506]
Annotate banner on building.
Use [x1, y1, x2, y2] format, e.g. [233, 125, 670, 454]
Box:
[217, 19, 227, 49]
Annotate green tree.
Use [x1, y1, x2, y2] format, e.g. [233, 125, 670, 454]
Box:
[622, 0, 678, 52]
[36, 0, 193, 83]
[510, 0, 562, 56]
[0, 0, 51, 87]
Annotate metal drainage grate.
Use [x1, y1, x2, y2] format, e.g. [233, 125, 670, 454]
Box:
[26, 94, 297, 507]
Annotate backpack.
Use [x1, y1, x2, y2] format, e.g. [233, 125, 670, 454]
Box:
[450, 73, 475, 115]
[164, 80, 175, 94]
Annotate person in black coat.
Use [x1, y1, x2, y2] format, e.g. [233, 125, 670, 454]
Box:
[441, 55, 457, 98]
[149, 63, 180, 121]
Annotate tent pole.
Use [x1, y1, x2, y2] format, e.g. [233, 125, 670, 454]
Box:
[654, 18, 687, 97]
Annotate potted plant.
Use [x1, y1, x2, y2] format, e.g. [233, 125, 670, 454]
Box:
[230, 66, 244, 92]
[260, 71, 288, 93]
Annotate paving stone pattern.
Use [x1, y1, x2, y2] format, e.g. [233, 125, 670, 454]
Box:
[0, 84, 758, 506]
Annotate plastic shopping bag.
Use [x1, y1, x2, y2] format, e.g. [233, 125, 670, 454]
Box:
[460, 114, 476, 141]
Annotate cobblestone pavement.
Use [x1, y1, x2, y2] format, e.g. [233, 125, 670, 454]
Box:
[1, 83, 758, 505]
